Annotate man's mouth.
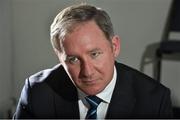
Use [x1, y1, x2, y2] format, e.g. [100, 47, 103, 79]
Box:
[82, 78, 98, 85]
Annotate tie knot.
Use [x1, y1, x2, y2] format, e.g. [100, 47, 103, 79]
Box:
[85, 96, 102, 108]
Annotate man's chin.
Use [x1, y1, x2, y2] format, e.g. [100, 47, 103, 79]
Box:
[81, 86, 104, 95]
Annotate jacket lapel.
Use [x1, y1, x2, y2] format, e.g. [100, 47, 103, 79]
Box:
[54, 92, 80, 119]
[106, 62, 136, 119]
[46, 65, 80, 118]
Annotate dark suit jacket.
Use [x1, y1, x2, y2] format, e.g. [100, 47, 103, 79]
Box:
[14, 62, 173, 119]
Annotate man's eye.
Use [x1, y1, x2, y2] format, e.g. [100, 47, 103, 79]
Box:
[66, 56, 79, 64]
[91, 51, 102, 58]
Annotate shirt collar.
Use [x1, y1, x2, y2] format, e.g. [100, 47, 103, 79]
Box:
[78, 66, 117, 103]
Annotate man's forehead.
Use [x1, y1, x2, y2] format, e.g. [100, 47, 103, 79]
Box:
[63, 43, 103, 56]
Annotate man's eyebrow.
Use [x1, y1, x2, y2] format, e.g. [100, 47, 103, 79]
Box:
[66, 55, 77, 58]
[65, 52, 79, 57]
[65, 48, 102, 57]
[88, 48, 101, 53]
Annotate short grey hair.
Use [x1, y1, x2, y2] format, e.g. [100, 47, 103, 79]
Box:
[50, 4, 114, 52]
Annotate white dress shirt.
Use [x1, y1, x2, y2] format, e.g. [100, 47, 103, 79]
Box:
[78, 66, 117, 119]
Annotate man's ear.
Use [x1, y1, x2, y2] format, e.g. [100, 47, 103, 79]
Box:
[54, 48, 59, 56]
[111, 35, 121, 58]
[54, 48, 63, 62]
[54, 48, 66, 64]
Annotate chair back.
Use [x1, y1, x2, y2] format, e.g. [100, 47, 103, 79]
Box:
[162, 0, 180, 40]
[170, 0, 180, 31]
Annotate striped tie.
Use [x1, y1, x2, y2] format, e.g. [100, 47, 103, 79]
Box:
[85, 96, 102, 119]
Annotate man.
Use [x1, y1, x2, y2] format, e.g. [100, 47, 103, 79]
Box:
[14, 4, 173, 119]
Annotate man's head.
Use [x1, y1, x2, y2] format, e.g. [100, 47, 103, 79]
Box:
[50, 4, 114, 51]
[50, 4, 120, 95]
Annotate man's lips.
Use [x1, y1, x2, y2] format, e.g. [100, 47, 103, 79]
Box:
[82, 78, 99, 85]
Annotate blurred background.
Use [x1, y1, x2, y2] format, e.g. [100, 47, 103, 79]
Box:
[0, 0, 180, 118]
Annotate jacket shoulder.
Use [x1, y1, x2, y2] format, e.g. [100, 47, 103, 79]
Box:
[115, 62, 169, 91]
[115, 62, 173, 117]
[28, 64, 63, 86]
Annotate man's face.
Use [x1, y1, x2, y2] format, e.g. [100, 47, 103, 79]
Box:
[56, 21, 120, 95]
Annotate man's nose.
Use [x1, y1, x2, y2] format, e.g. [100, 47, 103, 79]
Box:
[80, 60, 94, 78]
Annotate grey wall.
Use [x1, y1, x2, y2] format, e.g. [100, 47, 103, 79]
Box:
[0, 0, 13, 117]
[1, 0, 180, 118]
